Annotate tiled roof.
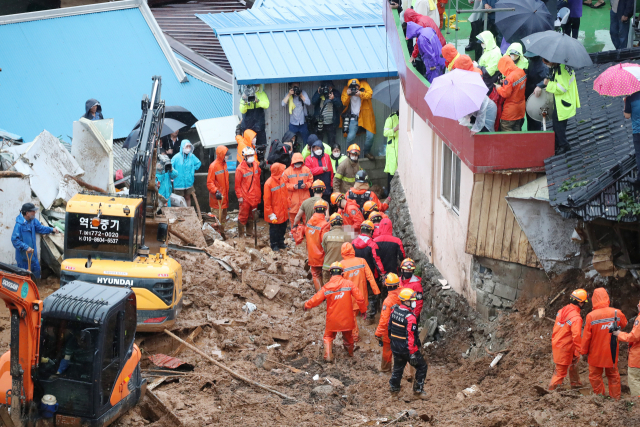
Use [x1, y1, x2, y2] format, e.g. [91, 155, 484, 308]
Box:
[545, 51, 640, 222]
[113, 138, 134, 178]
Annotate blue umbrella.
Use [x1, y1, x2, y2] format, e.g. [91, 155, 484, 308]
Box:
[495, 0, 553, 43]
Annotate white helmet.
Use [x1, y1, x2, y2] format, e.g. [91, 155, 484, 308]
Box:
[242, 147, 256, 158]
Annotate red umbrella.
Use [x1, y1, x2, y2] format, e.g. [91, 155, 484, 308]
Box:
[593, 63, 640, 97]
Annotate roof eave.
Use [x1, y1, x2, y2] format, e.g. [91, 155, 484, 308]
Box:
[235, 70, 398, 85]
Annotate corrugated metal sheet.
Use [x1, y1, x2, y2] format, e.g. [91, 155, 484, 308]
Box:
[0, 7, 232, 141]
[197, 3, 398, 84]
[151, 0, 248, 73]
[254, 0, 377, 8]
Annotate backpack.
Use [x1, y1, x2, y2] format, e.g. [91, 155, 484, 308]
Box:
[348, 189, 371, 212]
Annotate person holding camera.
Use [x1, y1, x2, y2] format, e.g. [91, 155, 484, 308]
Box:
[207, 145, 230, 223]
[156, 151, 178, 206]
[240, 84, 270, 149]
[282, 82, 311, 146]
[341, 78, 376, 160]
[311, 81, 343, 147]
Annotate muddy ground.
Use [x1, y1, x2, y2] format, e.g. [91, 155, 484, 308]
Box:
[2, 217, 640, 426]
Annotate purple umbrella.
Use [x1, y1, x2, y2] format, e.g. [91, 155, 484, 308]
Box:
[424, 69, 487, 120]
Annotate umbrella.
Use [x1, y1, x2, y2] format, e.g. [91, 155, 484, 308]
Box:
[495, 0, 552, 43]
[372, 80, 400, 110]
[165, 106, 198, 128]
[123, 118, 187, 149]
[522, 31, 593, 69]
[424, 69, 487, 120]
[594, 63, 640, 96]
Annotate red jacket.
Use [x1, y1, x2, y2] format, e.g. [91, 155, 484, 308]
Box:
[352, 234, 384, 276]
[404, 9, 445, 48]
[206, 145, 230, 209]
[581, 288, 628, 368]
[339, 199, 364, 234]
[374, 219, 406, 275]
[304, 153, 333, 196]
[263, 163, 288, 224]
[235, 159, 261, 206]
[304, 275, 366, 332]
[496, 56, 527, 121]
[400, 274, 423, 318]
[551, 304, 583, 365]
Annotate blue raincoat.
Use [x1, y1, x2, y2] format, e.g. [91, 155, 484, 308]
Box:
[406, 22, 445, 83]
[157, 169, 178, 206]
[171, 140, 202, 190]
[11, 213, 53, 278]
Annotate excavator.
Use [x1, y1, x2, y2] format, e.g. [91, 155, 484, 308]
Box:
[0, 262, 145, 426]
[60, 76, 183, 332]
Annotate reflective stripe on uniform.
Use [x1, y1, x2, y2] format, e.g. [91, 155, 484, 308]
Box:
[270, 183, 286, 192]
[390, 334, 406, 339]
[324, 287, 352, 296]
[391, 321, 404, 328]
[556, 83, 567, 93]
[344, 264, 365, 272]
[243, 172, 253, 177]
[215, 170, 225, 175]
[287, 174, 298, 179]
[299, 173, 310, 177]
[513, 76, 526, 86]
[591, 317, 615, 325]
[306, 224, 322, 231]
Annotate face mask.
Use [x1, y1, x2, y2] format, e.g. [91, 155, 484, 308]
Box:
[332, 152, 341, 159]
[246, 156, 255, 164]
[294, 162, 302, 168]
[402, 271, 412, 280]
[481, 43, 486, 49]
[350, 155, 358, 161]
[314, 149, 323, 156]
[183, 148, 191, 155]
[410, 301, 416, 309]
[510, 54, 518, 62]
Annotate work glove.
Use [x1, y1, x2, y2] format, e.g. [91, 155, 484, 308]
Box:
[376, 336, 383, 347]
[269, 213, 277, 222]
[409, 352, 421, 367]
[215, 191, 223, 200]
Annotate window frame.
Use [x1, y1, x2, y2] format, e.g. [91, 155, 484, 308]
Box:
[440, 142, 461, 215]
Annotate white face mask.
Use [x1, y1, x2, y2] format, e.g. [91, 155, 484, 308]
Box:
[411, 301, 416, 309]
[350, 155, 358, 161]
[481, 43, 486, 49]
[314, 149, 323, 156]
[246, 156, 255, 164]
[510, 54, 518, 62]
[183, 147, 192, 155]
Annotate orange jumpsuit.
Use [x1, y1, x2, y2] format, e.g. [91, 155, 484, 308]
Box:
[263, 163, 288, 225]
[618, 303, 640, 397]
[283, 153, 313, 225]
[206, 146, 230, 219]
[581, 288, 628, 399]
[305, 212, 330, 291]
[375, 288, 401, 366]
[347, 185, 388, 212]
[340, 242, 379, 342]
[339, 198, 364, 235]
[549, 304, 583, 390]
[304, 275, 366, 357]
[235, 129, 256, 163]
[235, 159, 261, 224]
[496, 56, 527, 121]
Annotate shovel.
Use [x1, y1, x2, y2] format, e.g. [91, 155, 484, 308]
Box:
[217, 199, 225, 234]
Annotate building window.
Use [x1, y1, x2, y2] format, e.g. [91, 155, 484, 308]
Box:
[441, 142, 461, 213]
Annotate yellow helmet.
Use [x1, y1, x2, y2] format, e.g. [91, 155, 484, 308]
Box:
[360, 220, 375, 233]
[385, 273, 400, 288]
[570, 289, 588, 303]
[311, 180, 326, 192]
[329, 261, 344, 275]
[347, 144, 361, 154]
[313, 199, 328, 212]
[398, 288, 417, 302]
[369, 212, 383, 224]
[401, 258, 416, 272]
[329, 213, 343, 226]
[363, 200, 378, 215]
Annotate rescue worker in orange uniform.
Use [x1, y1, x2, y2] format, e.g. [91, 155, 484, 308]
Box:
[264, 162, 289, 251]
[304, 262, 366, 362]
[363, 201, 388, 221]
[496, 56, 527, 132]
[388, 288, 428, 399]
[283, 153, 313, 225]
[613, 299, 640, 396]
[331, 192, 364, 234]
[581, 288, 628, 399]
[294, 180, 326, 226]
[347, 170, 388, 212]
[206, 145, 229, 223]
[340, 242, 379, 342]
[375, 273, 402, 372]
[548, 289, 587, 391]
[235, 129, 257, 164]
[399, 259, 424, 323]
[235, 147, 261, 237]
[305, 200, 330, 291]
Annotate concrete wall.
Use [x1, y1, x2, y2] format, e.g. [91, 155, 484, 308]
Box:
[396, 89, 475, 300]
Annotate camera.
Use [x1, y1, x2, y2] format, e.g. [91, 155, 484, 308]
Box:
[321, 85, 330, 96]
[317, 115, 324, 133]
[349, 83, 359, 94]
[342, 114, 351, 133]
[164, 163, 172, 173]
[242, 85, 256, 103]
[293, 86, 301, 96]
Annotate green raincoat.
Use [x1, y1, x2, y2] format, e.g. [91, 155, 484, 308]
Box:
[505, 43, 529, 71]
[477, 31, 501, 76]
[546, 64, 580, 121]
[383, 113, 399, 175]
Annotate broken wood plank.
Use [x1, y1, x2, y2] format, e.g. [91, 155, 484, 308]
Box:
[476, 174, 494, 257]
[169, 326, 203, 357]
[517, 224, 530, 266]
[169, 227, 197, 247]
[146, 389, 184, 427]
[164, 329, 296, 401]
[64, 174, 107, 194]
[0, 171, 25, 178]
[548, 286, 568, 306]
[147, 376, 168, 391]
[501, 174, 521, 260]
[491, 174, 512, 260]
[465, 174, 485, 254]
[483, 174, 503, 258]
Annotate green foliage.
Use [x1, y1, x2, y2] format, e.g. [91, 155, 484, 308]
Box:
[557, 176, 589, 193]
[616, 189, 640, 221]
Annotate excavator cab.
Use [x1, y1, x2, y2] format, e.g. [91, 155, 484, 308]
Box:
[0, 263, 145, 426]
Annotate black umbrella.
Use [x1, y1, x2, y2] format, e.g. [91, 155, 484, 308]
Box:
[123, 118, 187, 149]
[495, 0, 552, 43]
[165, 106, 198, 128]
[522, 30, 593, 69]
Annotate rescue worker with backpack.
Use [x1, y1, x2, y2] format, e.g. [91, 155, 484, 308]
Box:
[375, 273, 402, 373]
[304, 262, 366, 362]
[399, 259, 424, 323]
[235, 147, 261, 238]
[331, 192, 364, 234]
[352, 220, 385, 322]
[548, 289, 587, 391]
[388, 288, 428, 399]
[305, 200, 330, 291]
[347, 171, 388, 213]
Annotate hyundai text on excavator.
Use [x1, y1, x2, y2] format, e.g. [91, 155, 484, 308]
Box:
[60, 77, 183, 332]
[0, 262, 145, 426]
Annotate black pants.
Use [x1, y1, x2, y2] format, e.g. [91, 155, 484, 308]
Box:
[269, 222, 287, 250]
[254, 129, 267, 148]
[387, 173, 394, 195]
[389, 352, 428, 391]
[563, 17, 580, 39]
[469, 20, 484, 60]
[552, 108, 570, 154]
[526, 111, 543, 131]
[634, 134, 640, 175]
[318, 122, 337, 147]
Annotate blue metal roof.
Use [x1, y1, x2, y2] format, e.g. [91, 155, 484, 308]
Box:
[253, 0, 378, 8]
[0, 7, 232, 141]
[197, 3, 398, 84]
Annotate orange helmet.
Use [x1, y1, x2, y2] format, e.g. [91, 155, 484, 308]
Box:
[329, 213, 343, 226]
[369, 212, 383, 224]
[311, 180, 326, 192]
[329, 261, 344, 275]
[398, 288, 417, 302]
[313, 199, 328, 213]
[360, 220, 375, 234]
[330, 192, 345, 206]
[385, 273, 400, 288]
[347, 144, 360, 154]
[401, 258, 416, 272]
[570, 289, 588, 304]
[363, 201, 378, 215]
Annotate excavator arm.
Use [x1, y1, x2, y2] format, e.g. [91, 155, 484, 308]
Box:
[0, 263, 42, 426]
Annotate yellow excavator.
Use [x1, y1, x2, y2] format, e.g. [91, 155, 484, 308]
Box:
[61, 76, 183, 332]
